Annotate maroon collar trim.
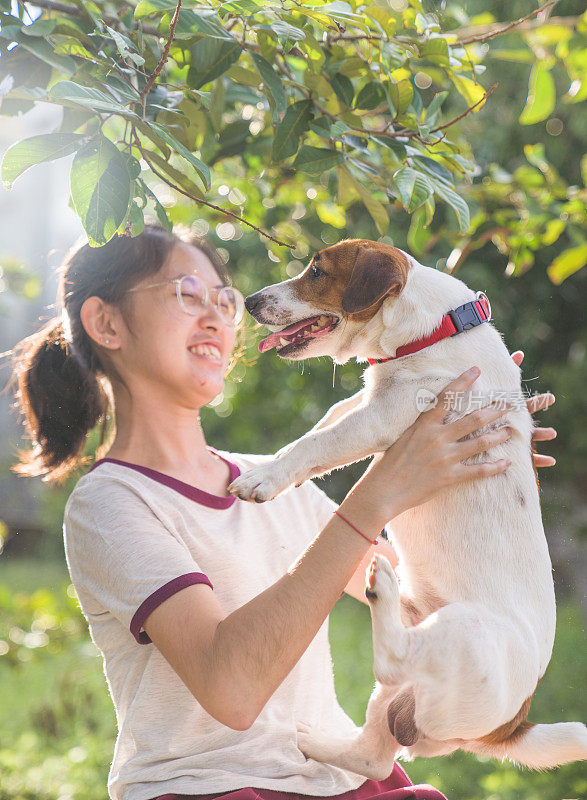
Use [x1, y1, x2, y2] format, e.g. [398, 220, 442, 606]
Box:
[88, 448, 240, 510]
[368, 293, 491, 366]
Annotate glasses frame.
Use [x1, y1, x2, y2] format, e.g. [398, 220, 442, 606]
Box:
[127, 274, 244, 325]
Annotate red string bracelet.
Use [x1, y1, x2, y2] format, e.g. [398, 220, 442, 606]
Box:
[334, 510, 378, 545]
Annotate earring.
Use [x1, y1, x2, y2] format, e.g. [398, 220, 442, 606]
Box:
[104, 339, 110, 345]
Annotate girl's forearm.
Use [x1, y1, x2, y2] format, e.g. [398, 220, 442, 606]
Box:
[204, 492, 388, 728]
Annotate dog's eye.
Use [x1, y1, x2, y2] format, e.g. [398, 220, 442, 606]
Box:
[311, 264, 326, 278]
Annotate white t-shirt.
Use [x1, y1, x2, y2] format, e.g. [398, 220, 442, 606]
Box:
[62, 451, 365, 800]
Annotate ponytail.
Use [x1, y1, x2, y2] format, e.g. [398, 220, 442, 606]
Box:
[7, 314, 110, 484]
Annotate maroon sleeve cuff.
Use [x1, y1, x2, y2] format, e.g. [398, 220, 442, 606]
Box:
[130, 572, 213, 645]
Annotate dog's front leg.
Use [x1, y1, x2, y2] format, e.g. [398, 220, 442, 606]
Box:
[229, 398, 397, 503]
[308, 390, 365, 433]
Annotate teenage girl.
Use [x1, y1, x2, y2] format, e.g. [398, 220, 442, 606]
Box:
[9, 225, 556, 800]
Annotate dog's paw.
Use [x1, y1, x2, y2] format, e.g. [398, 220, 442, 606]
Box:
[228, 462, 291, 503]
[296, 721, 330, 761]
[365, 555, 399, 604]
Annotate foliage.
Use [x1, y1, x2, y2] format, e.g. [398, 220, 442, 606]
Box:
[0, 559, 585, 800]
[0, 0, 585, 279]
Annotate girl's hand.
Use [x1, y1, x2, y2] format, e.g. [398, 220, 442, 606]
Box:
[350, 367, 513, 525]
[511, 350, 556, 467]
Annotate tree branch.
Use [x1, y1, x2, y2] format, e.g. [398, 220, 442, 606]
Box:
[430, 83, 498, 134]
[139, 0, 182, 119]
[132, 129, 294, 250]
[455, 1, 560, 46]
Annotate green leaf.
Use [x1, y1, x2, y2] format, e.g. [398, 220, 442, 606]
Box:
[148, 121, 210, 189]
[1, 132, 86, 187]
[424, 90, 448, 125]
[134, 0, 178, 20]
[125, 154, 142, 180]
[70, 135, 132, 246]
[331, 73, 354, 106]
[450, 74, 487, 110]
[532, 24, 573, 46]
[173, 8, 235, 41]
[542, 218, 566, 247]
[388, 80, 413, 114]
[251, 52, 286, 117]
[220, 0, 263, 13]
[519, 64, 556, 125]
[187, 38, 242, 89]
[432, 180, 470, 233]
[372, 136, 407, 159]
[343, 169, 388, 235]
[393, 167, 433, 213]
[8, 31, 76, 75]
[104, 24, 145, 66]
[271, 20, 306, 44]
[310, 116, 332, 137]
[420, 38, 450, 66]
[138, 178, 173, 233]
[122, 201, 145, 237]
[293, 146, 344, 175]
[271, 100, 314, 162]
[490, 49, 535, 64]
[53, 38, 97, 61]
[22, 18, 58, 36]
[547, 243, 587, 284]
[355, 81, 386, 110]
[48, 81, 140, 119]
[141, 149, 204, 199]
[407, 206, 431, 254]
[411, 155, 453, 187]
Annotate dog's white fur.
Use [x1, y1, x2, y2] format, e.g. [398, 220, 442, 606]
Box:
[229, 251, 587, 775]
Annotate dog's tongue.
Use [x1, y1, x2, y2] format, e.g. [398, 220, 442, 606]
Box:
[258, 316, 321, 353]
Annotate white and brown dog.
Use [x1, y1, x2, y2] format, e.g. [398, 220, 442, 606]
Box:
[229, 239, 587, 775]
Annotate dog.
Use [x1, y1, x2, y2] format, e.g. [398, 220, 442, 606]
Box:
[228, 239, 587, 776]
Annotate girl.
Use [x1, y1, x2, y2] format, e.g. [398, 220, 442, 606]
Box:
[9, 224, 556, 800]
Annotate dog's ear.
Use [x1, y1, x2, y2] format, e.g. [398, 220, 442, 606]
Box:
[341, 246, 408, 315]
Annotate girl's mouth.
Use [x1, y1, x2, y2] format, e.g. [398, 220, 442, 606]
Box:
[188, 344, 222, 362]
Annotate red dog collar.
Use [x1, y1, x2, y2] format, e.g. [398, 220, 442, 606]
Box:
[367, 293, 491, 366]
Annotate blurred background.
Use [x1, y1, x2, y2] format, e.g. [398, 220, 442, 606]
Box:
[1, 1, 586, 798]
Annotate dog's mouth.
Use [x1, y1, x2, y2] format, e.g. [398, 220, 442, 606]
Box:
[258, 315, 339, 355]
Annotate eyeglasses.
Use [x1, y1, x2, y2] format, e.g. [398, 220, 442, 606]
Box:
[128, 274, 245, 325]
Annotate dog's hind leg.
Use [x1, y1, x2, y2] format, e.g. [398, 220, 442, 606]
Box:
[297, 685, 398, 780]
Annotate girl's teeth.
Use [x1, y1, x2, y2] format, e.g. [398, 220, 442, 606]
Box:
[279, 338, 289, 346]
[190, 345, 221, 359]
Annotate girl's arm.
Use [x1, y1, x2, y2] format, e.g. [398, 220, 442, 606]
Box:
[144, 368, 513, 731]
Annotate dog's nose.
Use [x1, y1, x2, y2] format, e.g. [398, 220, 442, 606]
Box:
[245, 292, 264, 315]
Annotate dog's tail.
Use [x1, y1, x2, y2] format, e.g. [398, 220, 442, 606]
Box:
[467, 721, 587, 770]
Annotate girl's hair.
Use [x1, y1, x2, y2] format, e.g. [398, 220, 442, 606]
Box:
[6, 223, 232, 485]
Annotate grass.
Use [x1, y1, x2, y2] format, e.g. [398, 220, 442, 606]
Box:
[0, 557, 585, 800]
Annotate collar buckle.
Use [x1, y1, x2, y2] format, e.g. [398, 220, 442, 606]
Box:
[448, 293, 490, 335]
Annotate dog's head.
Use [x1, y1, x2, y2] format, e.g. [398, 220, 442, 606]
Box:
[246, 239, 411, 362]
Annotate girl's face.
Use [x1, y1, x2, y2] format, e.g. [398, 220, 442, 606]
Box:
[118, 243, 237, 410]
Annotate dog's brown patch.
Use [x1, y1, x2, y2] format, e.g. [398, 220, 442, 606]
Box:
[400, 587, 447, 626]
[387, 688, 419, 746]
[290, 239, 410, 322]
[477, 684, 539, 746]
